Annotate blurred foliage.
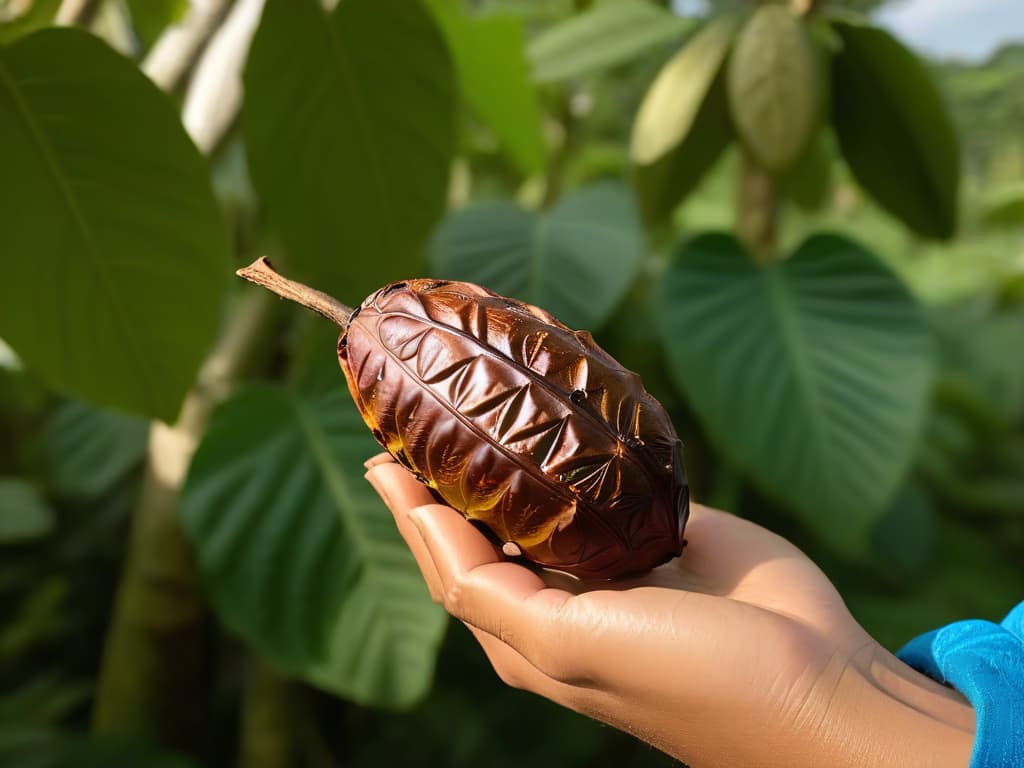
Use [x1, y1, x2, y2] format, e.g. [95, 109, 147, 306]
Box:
[0, 0, 1022, 765]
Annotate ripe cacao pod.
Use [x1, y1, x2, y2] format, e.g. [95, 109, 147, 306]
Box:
[238, 259, 688, 579]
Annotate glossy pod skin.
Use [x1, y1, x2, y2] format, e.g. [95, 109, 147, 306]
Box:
[339, 279, 688, 580]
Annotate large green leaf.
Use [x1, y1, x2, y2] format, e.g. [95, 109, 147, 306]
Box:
[45, 400, 148, 498]
[630, 16, 737, 223]
[426, 0, 544, 174]
[244, 0, 457, 302]
[527, 0, 693, 83]
[181, 385, 446, 709]
[658, 233, 932, 552]
[428, 181, 644, 330]
[0, 28, 230, 421]
[0, 478, 53, 542]
[727, 5, 817, 173]
[832, 21, 959, 239]
[780, 129, 833, 211]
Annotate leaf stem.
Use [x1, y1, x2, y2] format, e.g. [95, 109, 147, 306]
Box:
[237, 257, 353, 329]
[737, 150, 780, 265]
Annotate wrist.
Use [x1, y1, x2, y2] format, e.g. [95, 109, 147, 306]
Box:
[822, 642, 975, 768]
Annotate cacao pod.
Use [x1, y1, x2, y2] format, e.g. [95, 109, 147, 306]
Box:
[238, 259, 688, 579]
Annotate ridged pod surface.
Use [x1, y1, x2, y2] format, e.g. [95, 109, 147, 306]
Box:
[339, 279, 688, 579]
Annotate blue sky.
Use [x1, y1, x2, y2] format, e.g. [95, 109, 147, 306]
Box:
[877, 0, 1024, 61]
[673, 0, 1024, 61]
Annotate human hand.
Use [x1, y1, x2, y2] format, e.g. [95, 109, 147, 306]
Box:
[365, 455, 975, 768]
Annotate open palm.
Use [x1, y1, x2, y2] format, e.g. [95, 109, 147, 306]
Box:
[365, 456, 974, 768]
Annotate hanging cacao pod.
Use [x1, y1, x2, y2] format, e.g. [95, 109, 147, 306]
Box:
[238, 259, 688, 579]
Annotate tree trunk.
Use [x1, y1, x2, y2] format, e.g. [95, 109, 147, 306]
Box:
[92, 290, 280, 750]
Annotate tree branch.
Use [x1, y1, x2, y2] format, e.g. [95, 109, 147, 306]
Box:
[56, 0, 101, 26]
[142, 0, 233, 93]
[92, 0, 277, 750]
[182, 0, 267, 154]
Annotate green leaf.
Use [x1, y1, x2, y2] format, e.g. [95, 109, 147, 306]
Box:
[780, 129, 833, 211]
[125, 0, 188, 48]
[244, 0, 457, 303]
[630, 16, 737, 223]
[869, 482, 935, 580]
[0, 728, 197, 768]
[428, 182, 644, 330]
[728, 5, 818, 173]
[980, 184, 1024, 230]
[0, 478, 53, 542]
[45, 400, 148, 498]
[0, 0, 60, 44]
[426, 0, 545, 174]
[832, 21, 959, 239]
[527, 0, 693, 83]
[0, 28, 230, 421]
[181, 385, 446, 709]
[930, 300, 1024, 428]
[657, 233, 932, 553]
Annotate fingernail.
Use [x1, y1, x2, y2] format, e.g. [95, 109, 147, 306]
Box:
[364, 453, 395, 470]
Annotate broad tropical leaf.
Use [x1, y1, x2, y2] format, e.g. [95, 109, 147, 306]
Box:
[631, 16, 737, 222]
[0, 478, 53, 542]
[45, 401, 149, 498]
[244, 0, 457, 301]
[832, 21, 959, 239]
[727, 5, 818, 172]
[527, 0, 693, 83]
[658, 233, 932, 552]
[181, 385, 446, 709]
[428, 182, 644, 330]
[426, 0, 545, 174]
[0, 28, 230, 421]
[780, 129, 833, 211]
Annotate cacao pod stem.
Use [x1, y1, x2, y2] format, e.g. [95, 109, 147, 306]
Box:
[236, 257, 353, 329]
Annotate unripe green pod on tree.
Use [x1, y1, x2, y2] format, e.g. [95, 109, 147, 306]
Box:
[238, 258, 688, 579]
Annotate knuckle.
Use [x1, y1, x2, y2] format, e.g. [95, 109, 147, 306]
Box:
[441, 571, 471, 617]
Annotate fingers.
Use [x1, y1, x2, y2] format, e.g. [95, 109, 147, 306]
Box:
[406, 504, 596, 686]
[363, 452, 396, 470]
[364, 458, 442, 600]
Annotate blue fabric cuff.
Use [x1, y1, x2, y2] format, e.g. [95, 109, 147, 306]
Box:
[897, 602, 1024, 768]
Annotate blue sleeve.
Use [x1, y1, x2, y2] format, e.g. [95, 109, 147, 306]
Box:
[897, 601, 1024, 768]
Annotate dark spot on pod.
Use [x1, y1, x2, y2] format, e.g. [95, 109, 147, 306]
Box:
[370, 429, 386, 448]
[337, 335, 348, 360]
[383, 282, 408, 296]
[570, 389, 588, 405]
[393, 448, 413, 470]
[624, 436, 645, 449]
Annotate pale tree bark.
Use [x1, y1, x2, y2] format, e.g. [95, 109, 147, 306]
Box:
[92, 290, 280, 748]
[183, 0, 266, 154]
[56, 0, 101, 25]
[91, 1, 276, 750]
[142, 0, 233, 93]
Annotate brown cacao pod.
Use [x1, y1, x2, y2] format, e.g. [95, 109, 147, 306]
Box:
[237, 260, 688, 579]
